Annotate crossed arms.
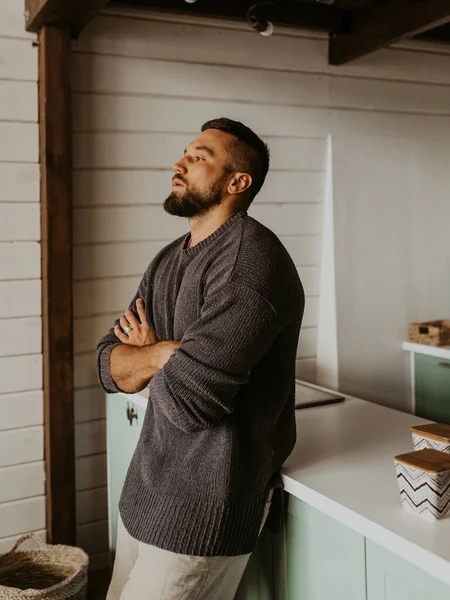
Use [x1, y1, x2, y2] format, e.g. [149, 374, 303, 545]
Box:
[109, 298, 180, 393]
[97, 282, 279, 433]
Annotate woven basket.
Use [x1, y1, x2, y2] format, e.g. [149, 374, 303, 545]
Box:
[408, 320, 450, 347]
[0, 533, 88, 600]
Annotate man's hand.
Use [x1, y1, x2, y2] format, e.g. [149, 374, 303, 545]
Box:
[110, 299, 180, 392]
[115, 299, 159, 346]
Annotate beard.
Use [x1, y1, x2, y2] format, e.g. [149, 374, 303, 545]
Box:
[163, 174, 228, 218]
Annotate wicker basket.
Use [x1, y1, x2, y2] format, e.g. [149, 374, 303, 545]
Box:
[0, 533, 88, 600]
[408, 320, 450, 347]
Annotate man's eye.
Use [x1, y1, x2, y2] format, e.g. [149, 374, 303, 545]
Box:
[195, 156, 204, 161]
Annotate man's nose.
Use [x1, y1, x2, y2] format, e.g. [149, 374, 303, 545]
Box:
[172, 157, 188, 174]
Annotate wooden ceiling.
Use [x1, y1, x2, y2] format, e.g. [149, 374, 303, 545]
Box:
[111, 0, 450, 64]
[24, 0, 450, 65]
[308, 0, 374, 8]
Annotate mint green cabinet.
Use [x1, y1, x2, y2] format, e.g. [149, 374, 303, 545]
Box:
[274, 494, 366, 600]
[366, 540, 449, 600]
[415, 354, 450, 423]
[106, 394, 143, 553]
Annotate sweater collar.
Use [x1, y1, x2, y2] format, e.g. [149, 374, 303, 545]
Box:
[181, 209, 247, 257]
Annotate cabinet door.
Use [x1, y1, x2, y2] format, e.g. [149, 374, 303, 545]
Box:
[415, 354, 450, 423]
[106, 394, 144, 553]
[274, 494, 366, 600]
[366, 540, 450, 600]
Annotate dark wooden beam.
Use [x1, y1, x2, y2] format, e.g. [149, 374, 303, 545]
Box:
[113, 0, 343, 32]
[39, 25, 76, 545]
[417, 21, 450, 42]
[25, 0, 111, 35]
[330, 0, 450, 65]
[332, 0, 373, 8]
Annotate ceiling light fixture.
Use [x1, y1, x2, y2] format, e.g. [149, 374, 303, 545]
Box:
[316, 0, 335, 4]
[246, 2, 276, 37]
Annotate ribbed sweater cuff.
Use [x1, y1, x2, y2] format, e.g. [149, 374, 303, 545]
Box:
[98, 342, 122, 393]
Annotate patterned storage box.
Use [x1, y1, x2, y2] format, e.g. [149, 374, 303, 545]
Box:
[411, 423, 450, 453]
[394, 448, 450, 521]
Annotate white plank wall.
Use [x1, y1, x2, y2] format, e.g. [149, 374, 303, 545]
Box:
[0, 0, 43, 555]
[67, 9, 450, 568]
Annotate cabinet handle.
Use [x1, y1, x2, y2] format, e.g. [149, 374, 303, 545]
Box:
[438, 362, 450, 369]
[126, 404, 138, 426]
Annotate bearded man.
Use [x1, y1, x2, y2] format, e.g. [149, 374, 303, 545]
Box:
[97, 118, 304, 600]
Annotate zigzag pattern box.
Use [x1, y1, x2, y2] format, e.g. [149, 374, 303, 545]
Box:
[411, 423, 450, 454]
[394, 448, 450, 521]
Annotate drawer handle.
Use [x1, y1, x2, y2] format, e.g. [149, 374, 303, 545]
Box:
[438, 362, 450, 369]
[126, 404, 138, 426]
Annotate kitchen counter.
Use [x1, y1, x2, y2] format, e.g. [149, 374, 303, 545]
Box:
[282, 391, 450, 586]
[124, 382, 450, 586]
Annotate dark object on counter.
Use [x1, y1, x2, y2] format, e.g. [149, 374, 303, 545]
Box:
[295, 381, 345, 410]
[408, 320, 450, 347]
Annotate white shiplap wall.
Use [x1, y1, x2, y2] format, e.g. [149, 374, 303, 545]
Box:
[71, 11, 450, 567]
[0, 1, 45, 553]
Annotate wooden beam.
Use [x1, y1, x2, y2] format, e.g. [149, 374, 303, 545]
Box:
[330, 0, 450, 65]
[113, 0, 343, 32]
[39, 25, 76, 545]
[25, 0, 110, 35]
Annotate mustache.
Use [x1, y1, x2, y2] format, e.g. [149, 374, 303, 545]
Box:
[172, 175, 186, 184]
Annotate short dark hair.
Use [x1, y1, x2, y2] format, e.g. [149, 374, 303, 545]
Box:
[201, 118, 270, 205]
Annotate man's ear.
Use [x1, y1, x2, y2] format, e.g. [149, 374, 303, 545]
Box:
[227, 172, 252, 196]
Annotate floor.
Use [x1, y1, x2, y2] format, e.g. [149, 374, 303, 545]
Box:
[88, 568, 111, 600]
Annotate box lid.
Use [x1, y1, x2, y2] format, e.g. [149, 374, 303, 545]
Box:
[411, 423, 450, 443]
[394, 448, 450, 473]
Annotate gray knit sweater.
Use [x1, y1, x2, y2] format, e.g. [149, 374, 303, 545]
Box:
[97, 209, 304, 556]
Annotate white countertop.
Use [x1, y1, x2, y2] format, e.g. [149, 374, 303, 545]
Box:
[123, 383, 450, 586]
[403, 341, 450, 360]
[282, 391, 450, 586]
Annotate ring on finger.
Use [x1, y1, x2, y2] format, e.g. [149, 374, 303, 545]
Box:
[123, 324, 132, 334]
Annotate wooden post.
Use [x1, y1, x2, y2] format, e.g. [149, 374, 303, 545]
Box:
[39, 24, 76, 545]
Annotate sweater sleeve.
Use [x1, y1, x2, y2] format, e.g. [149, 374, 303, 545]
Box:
[149, 282, 278, 432]
[95, 240, 185, 393]
[96, 270, 152, 394]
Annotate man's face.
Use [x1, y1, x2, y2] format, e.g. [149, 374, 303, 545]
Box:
[164, 129, 233, 218]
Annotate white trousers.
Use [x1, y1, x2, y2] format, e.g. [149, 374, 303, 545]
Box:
[106, 490, 273, 600]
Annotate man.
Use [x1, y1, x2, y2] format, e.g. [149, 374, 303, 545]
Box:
[97, 118, 304, 599]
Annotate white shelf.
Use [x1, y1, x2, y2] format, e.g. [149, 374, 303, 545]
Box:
[402, 341, 450, 361]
